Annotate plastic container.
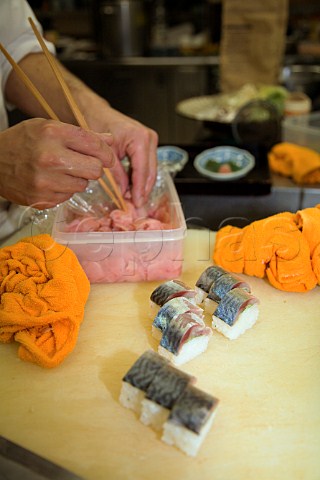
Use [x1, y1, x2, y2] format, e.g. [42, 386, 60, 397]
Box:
[282, 111, 320, 152]
[284, 92, 312, 117]
[51, 169, 186, 284]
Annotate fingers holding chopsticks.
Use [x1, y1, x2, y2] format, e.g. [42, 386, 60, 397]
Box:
[1, 16, 155, 212]
[94, 106, 158, 208]
[45, 121, 115, 171]
[0, 118, 116, 208]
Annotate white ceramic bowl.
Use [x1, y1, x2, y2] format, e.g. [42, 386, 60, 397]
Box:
[157, 146, 188, 175]
[194, 146, 255, 181]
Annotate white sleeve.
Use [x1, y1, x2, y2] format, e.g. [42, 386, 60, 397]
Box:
[0, 197, 32, 241]
[0, 0, 56, 108]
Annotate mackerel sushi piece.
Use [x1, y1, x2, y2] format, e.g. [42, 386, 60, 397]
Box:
[150, 280, 196, 310]
[162, 384, 219, 457]
[119, 350, 169, 414]
[152, 297, 204, 340]
[195, 265, 227, 304]
[204, 272, 251, 315]
[140, 364, 195, 431]
[158, 312, 212, 366]
[212, 287, 260, 340]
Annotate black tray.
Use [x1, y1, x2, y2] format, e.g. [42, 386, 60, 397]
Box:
[173, 143, 272, 196]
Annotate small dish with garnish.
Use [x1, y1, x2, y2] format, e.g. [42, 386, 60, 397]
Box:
[194, 146, 255, 181]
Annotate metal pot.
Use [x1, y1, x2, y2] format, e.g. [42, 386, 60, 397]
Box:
[100, 0, 146, 57]
[281, 64, 320, 109]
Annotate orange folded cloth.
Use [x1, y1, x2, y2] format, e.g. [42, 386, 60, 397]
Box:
[294, 206, 320, 284]
[213, 205, 320, 292]
[268, 142, 320, 184]
[0, 234, 90, 368]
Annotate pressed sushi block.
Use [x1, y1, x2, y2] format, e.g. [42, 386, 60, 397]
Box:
[203, 271, 251, 315]
[140, 364, 195, 431]
[162, 384, 219, 457]
[158, 312, 212, 366]
[119, 351, 220, 457]
[194, 265, 227, 304]
[211, 287, 260, 340]
[150, 280, 197, 311]
[152, 297, 204, 340]
[119, 350, 169, 414]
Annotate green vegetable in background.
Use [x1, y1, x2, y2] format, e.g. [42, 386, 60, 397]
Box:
[258, 85, 289, 115]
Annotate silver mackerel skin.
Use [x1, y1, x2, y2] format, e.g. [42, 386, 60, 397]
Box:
[160, 313, 209, 354]
[208, 273, 251, 301]
[153, 297, 202, 333]
[123, 350, 169, 392]
[196, 265, 227, 293]
[145, 364, 195, 409]
[168, 384, 219, 434]
[150, 280, 194, 307]
[150, 281, 186, 307]
[214, 288, 259, 326]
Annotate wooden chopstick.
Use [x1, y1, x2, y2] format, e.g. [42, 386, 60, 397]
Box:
[28, 17, 88, 129]
[28, 17, 127, 212]
[0, 43, 59, 120]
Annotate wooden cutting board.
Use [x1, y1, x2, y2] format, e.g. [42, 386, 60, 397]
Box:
[0, 228, 319, 480]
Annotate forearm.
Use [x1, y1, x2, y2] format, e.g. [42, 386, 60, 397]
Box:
[4, 52, 111, 126]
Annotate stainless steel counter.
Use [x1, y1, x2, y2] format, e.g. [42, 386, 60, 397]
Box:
[60, 53, 318, 67]
[179, 177, 320, 230]
[62, 55, 220, 67]
[272, 172, 320, 209]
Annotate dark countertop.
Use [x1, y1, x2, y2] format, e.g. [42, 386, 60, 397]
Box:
[172, 143, 272, 196]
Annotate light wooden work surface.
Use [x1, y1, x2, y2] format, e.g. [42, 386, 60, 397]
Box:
[0, 227, 320, 480]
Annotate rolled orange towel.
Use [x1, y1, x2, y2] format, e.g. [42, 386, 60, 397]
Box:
[294, 205, 320, 283]
[268, 142, 320, 184]
[0, 234, 90, 368]
[213, 206, 320, 293]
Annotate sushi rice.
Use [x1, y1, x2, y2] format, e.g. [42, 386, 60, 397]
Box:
[119, 382, 146, 414]
[161, 384, 219, 457]
[140, 398, 171, 431]
[158, 334, 212, 366]
[212, 302, 259, 340]
[162, 408, 218, 457]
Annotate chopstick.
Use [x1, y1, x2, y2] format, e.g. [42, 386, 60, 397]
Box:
[28, 17, 87, 128]
[28, 17, 127, 212]
[0, 43, 59, 121]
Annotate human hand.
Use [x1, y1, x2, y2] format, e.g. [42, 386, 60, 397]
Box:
[87, 104, 158, 208]
[0, 118, 114, 209]
[5, 57, 158, 209]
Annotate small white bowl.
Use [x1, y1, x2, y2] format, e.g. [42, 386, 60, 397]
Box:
[194, 146, 255, 181]
[157, 146, 188, 175]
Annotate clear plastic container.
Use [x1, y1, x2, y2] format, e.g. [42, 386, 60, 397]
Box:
[284, 92, 312, 116]
[51, 169, 186, 283]
[282, 111, 320, 152]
